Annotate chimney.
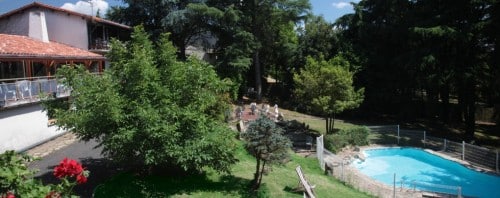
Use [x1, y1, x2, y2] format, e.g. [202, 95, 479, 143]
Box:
[29, 11, 49, 43]
[39, 12, 49, 43]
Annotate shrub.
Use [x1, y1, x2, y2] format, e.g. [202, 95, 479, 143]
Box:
[324, 126, 370, 153]
[0, 150, 51, 197]
[324, 133, 349, 153]
[0, 151, 89, 198]
[342, 126, 370, 146]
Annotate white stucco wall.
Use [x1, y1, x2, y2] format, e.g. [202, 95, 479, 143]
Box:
[28, 11, 44, 41]
[0, 104, 64, 153]
[0, 12, 29, 36]
[45, 11, 88, 49]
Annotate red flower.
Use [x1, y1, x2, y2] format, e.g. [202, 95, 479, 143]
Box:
[76, 174, 88, 184]
[1, 192, 15, 198]
[53, 158, 84, 179]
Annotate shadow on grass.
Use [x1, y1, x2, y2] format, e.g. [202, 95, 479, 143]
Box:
[283, 186, 303, 196]
[93, 172, 255, 198]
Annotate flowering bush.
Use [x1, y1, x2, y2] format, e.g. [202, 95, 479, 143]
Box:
[51, 158, 89, 197]
[0, 151, 89, 198]
[0, 192, 15, 198]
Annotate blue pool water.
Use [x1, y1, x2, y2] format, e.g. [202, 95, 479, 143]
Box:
[353, 147, 500, 198]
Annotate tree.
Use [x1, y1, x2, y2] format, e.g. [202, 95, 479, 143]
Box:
[338, 0, 496, 141]
[294, 55, 364, 134]
[298, 15, 338, 61]
[107, 0, 217, 59]
[241, 116, 292, 190]
[43, 26, 237, 173]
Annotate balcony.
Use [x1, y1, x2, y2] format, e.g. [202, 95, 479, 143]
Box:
[89, 38, 110, 54]
[0, 77, 71, 108]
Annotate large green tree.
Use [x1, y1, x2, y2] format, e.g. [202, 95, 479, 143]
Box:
[241, 116, 291, 190]
[107, 0, 217, 59]
[338, 0, 496, 140]
[43, 26, 237, 173]
[298, 15, 338, 61]
[239, 0, 310, 100]
[294, 55, 364, 134]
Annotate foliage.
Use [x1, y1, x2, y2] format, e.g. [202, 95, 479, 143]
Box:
[337, 0, 498, 140]
[294, 55, 364, 133]
[343, 126, 370, 146]
[241, 116, 292, 189]
[107, 0, 211, 59]
[0, 151, 51, 198]
[43, 26, 237, 173]
[0, 152, 88, 198]
[298, 15, 338, 61]
[325, 126, 370, 153]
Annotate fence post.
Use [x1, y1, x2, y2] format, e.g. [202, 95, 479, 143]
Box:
[423, 131, 426, 147]
[397, 125, 400, 145]
[462, 141, 465, 161]
[496, 150, 499, 173]
[341, 160, 344, 181]
[393, 173, 396, 198]
[444, 139, 447, 151]
[458, 186, 462, 198]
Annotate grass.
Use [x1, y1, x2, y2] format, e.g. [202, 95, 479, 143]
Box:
[280, 108, 357, 135]
[93, 141, 372, 198]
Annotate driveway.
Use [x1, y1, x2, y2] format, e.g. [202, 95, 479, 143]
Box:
[28, 137, 121, 198]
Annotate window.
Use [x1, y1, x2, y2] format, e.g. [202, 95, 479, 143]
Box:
[32, 62, 47, 77]
[0, 61, 25, 80]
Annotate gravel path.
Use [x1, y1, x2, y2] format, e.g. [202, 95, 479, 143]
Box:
[26, 133, 121, 198]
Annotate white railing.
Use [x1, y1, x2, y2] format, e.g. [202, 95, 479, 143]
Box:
[317, 124, 498, 197]
[0, 77, 70, 108]
[316, 135, 325, 171]
[367, 125, 499, 172]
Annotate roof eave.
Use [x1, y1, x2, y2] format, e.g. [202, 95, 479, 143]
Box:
[0, 2, 131, 30]
[0, 55, 106, 60]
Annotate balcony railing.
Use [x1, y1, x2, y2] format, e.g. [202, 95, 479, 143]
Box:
[90, 39, 110, 51]
[0, 77, 71, 108]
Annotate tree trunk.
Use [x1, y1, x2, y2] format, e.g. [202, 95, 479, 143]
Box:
[253, 157, 261, 189]
[179, 44, 187, 61]
[254, 51, 262, 101]
[325, 114, 336, 134]
[440, 85, 450, 124]
[331, 113, 336, 132]
[464, 80, 476, 141]
[256, 160, 266, 189]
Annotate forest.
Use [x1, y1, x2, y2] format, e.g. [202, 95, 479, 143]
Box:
[105, 0, 500, 142]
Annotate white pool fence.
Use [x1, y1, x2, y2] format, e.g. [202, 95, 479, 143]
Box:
[367, 125, 499, 173]
[315, 124, 499, 198]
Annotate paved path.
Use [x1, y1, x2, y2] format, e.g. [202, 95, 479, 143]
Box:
[27, 134, 120, 198]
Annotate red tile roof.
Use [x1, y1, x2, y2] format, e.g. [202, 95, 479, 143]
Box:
[0, 2, 131, 30]
[0, 34, 105, 60]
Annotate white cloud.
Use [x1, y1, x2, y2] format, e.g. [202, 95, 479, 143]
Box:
[332, 2, 352, 9]
[61, 0, 109, 16]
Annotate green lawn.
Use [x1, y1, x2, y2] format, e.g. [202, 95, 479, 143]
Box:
[281, 108, 357, 135]
[93, 141, 372, 198]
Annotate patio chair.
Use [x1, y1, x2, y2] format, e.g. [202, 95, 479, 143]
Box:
[1, 82, 17, 101]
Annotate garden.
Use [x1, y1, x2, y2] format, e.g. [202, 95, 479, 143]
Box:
[2, 0, 500, 197]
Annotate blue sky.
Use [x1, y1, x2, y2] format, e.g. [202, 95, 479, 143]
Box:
[0, 0, 358, 22]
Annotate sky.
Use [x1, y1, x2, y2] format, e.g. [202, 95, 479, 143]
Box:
[0, 0, 359, 22]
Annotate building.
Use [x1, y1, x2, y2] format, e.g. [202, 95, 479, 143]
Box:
[0, 2, 131, 152]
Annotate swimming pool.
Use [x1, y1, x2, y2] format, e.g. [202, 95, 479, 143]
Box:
[353, 147, 500, 198]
